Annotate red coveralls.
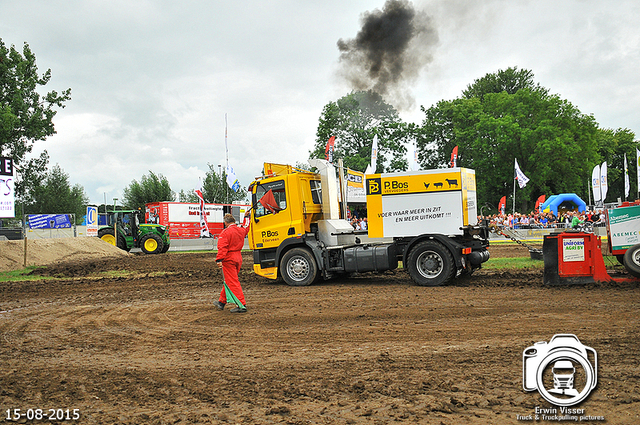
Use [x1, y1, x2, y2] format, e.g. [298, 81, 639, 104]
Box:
[216, 219, 250, 306]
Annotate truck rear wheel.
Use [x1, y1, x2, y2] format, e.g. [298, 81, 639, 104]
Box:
[141, 234, 164, 254]
[281, 247, 317, 286]
[623, 243, 640, 278]
[407, 240, 455, 286]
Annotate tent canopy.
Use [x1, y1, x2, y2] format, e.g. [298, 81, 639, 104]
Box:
[540, 193, 586, 215]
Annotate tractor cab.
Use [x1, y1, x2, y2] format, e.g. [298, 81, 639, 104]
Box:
[99, 209, 170, 254]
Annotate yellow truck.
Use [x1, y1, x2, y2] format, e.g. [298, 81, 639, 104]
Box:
[246, 159, 490, 286]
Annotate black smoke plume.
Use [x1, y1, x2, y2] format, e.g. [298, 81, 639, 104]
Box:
[337, 0, 438, 110]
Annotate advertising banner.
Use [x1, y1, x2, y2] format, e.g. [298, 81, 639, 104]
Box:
[346, 169, 365, 203]
[146, 202, 249, 239]
[86, 206, 98, 237]
[366, 168, 477, 238]
[607, 205, 640, 251]
[28, 214, 72, 229]
[0, 157, 15, 218]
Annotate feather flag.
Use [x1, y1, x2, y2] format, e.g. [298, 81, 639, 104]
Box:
[364, 135, 379, 174]
[324, 136, 336, 163]
[600, 162, 608, 202]
[535, 195, 546, 213]
[195, 180, 211, 238]
[624, 154, 630, 199]
[498, 196, 506, 215]
[637, 148, 640, 198]
[514, 159, 530, 188]
[591, 164, 602, 205]
[450, 146, 458, 168]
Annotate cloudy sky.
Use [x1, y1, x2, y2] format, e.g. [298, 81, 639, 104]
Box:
[2, 0, 639, 205]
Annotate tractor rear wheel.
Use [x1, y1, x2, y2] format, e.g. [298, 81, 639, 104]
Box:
[623, 243, 640, 278]
[99, 228, 127, 250]
[141, 234, 164, 254]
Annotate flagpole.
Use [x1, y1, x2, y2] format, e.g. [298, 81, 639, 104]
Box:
[513, 160, 516, 215]
[225, 113, 229, 205]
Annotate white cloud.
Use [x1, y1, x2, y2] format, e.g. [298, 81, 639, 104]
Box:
[2, 0, 639, 205]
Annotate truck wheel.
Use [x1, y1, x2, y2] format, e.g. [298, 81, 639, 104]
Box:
[141, 234, 164, 254]
[99, 229, 127, 250]
[407, 240, 455, 286]
[281, 247, 317, 286]
[623, 243, 640, 278]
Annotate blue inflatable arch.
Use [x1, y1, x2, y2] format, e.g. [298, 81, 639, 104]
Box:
[540, 193, 586, 215]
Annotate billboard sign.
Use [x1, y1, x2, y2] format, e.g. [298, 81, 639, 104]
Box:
[0, 157, 15, 218]
[86, 206, 98, 237]
[28, 214, 72, 229]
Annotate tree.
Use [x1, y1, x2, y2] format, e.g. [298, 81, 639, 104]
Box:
[311, 90, 410, 173]
[178, 189, 198, 203]
[417, 68, 600, 212]
[122, 171, 175, 210]
[462, 67, 547, 101]
[0, 39, 71, 201]
[26, 164, 88, 223]
[200, 163, 247, 204]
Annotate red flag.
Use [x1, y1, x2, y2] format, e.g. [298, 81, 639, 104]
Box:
[498, 196, 506, 215]
[450, 146, 458, 168]
[194, 186, 210, 237]
[535, 195, 546, 213]
[325, 136, 336, 163]
[259, 189, 281, 214]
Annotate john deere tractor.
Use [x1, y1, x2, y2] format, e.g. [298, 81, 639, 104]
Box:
[98, 209, 170, 254]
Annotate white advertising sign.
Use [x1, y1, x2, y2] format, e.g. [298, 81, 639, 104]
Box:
[380, 191, 463, 237]
[168, 203, 224, 223]
[608, 205, 640, 251]
[0, 157, 15, 218]
[562, 238, 585, 262]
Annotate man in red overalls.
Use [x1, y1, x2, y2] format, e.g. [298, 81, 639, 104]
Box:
[214, 212, 250, 313]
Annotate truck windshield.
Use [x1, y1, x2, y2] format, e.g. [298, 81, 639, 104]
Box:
[255, 180, 287, 218]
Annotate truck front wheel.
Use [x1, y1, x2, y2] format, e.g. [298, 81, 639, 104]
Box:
[407, 240, 455, 286]
[281, 247, 317, 286]
[623, 243, 640, 278]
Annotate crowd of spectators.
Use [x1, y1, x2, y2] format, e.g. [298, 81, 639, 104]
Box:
[481, 209, 607, 229]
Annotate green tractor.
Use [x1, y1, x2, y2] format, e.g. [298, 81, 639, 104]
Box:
[98, 209, 170, 254]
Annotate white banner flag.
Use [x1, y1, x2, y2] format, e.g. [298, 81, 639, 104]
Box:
[226, 163, 240, 192]
[600, 161, 608, 202]
[591, 164, 601, 204]
[637, 148, 640, 198]
[514, 158, 530, 189]
[365, 135, 379, 174]
[625, 154, 630, 199]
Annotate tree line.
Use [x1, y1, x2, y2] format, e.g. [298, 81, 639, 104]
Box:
[311, 68, 638, 213]
[2, 39, 637, 225]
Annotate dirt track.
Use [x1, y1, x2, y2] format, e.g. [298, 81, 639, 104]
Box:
[1, 245, 639, 424]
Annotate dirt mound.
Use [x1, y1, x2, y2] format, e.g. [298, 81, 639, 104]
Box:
[0, 237, 129, 272]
